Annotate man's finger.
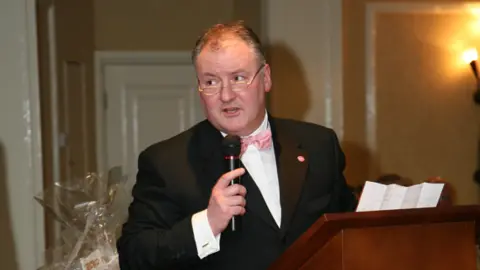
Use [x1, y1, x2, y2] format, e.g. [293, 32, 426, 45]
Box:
[224, 195, 246, 207]
[230, 206, 246, 216]
[224, 184, 247, 197]
[216, 168, 245, 188]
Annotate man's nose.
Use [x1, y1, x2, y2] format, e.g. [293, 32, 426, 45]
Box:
[219, 82, 236, 102]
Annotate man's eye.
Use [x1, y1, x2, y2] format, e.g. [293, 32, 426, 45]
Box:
[205, 80, 218, 87]
[234, 75, 246, 82]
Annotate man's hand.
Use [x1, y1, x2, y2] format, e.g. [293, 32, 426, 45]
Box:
[207, 168, 247, 235]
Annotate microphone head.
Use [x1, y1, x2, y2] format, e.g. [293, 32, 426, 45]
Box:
[222, 135, 241, 157]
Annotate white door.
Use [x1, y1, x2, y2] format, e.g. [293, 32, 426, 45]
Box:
[103, 58, 205, 192]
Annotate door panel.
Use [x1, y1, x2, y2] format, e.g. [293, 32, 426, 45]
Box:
[55, 0, 96, 185]
[104, 63, 203, 191]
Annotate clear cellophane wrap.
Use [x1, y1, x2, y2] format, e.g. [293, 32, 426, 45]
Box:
[35, 168, 129, 270]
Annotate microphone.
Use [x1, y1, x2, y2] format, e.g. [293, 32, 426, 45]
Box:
[221, 135, 242, 232]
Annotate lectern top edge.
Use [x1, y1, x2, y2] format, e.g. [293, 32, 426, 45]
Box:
[269, 205, 480, 270]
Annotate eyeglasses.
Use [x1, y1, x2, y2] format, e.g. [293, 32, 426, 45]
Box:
[197, 64, 265, 96]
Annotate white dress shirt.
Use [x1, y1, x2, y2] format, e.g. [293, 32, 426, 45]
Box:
[191, 111, 281, 259]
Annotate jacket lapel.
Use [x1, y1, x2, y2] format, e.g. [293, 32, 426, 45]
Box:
[270, 117, 308, 235]
[241, 165, 280, 231]
[189, 121, 225, 200]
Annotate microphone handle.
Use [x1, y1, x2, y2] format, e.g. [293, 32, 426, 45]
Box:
[226, 156, 241, 232]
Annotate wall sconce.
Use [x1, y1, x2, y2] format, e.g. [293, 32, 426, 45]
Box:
[466, 49, 480, 187]
[464, 48, 480, 104]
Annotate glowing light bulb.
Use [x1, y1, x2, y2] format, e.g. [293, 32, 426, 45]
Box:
[463, 48, 478, 63]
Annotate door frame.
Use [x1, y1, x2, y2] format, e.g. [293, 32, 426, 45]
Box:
[94, 51, 192, 175]
[2, 0, 45, 268]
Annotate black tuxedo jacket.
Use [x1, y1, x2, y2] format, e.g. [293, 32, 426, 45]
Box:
[117, 116, 357, 270]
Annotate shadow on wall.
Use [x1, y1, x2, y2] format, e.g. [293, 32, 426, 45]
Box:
[265, 43, 379, 188]
[341, 141, 416, 189]
[265, 42, 311, 121]
[0, 142, 19, 269]
[341, 141, 376, 188]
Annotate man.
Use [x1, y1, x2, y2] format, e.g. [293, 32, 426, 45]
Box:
[117, 21, 357, 269]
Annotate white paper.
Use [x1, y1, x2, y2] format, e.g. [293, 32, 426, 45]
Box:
[356, 181, 444, 212]
[417, 183, 444, 208]
[356, 181, 386, 212]
[380, 184, 407, 210]
[400, 183, 423, 209]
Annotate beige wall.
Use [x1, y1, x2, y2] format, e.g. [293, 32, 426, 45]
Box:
[94, 0, 263, 51]
[266, 0, 343, 128]
[343, 0, 480, 204]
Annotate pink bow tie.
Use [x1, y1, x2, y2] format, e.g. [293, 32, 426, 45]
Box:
[241, 129, 272, 155]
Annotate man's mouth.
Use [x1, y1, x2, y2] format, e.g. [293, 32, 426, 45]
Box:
[222, 107, 240, 114]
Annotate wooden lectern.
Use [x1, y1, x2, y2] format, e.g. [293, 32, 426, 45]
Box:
[270, 205, 480, 270]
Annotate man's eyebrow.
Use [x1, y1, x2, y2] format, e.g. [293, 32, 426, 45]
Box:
[200, 69, 247, 77]
[201, 72, 218, 77]
[230, 68, 248, 74]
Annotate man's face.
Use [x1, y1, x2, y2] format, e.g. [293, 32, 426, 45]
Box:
[195, 37, 272, 136]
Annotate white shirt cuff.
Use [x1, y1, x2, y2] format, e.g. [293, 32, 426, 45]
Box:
[191, 209, 221, 259]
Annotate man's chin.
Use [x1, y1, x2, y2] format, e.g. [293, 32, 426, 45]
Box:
[218, 122, 247, 136]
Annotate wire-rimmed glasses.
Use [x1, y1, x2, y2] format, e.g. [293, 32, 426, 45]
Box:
[198, 63, 265, 96]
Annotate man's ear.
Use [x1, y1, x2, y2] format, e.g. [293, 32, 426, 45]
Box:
[263, 64, 272, 92]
